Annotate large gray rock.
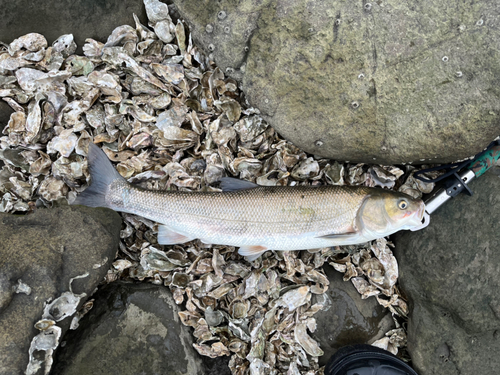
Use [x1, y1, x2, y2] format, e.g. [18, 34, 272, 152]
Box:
[312, 264, 394, 366]
[52, 282, 229, 375]
[394, 172, 500, 375]
[0, 206, 121, 375]
[173, 0, 500, 164]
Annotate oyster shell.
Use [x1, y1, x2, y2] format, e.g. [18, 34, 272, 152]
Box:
[26, 325, 61, 375]
[9, 33, 47, 55]
[291, 158, 319, 180]
[278, 286, 311, 311]
[140, 246, 177, 271]
[295, 322, 324, 356]
[46, 129, 78, 157]
[38, 176, 68, 201]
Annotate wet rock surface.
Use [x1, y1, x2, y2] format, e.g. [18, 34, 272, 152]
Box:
[52, 281, 229, 375]
[173, 0, 500, 164]
[0, 206, 121, 375]
[0, 101, 12, 133]
[394, 172, 500, 375]
[0, 0, 148, 54]
[312, 264, 394, 366]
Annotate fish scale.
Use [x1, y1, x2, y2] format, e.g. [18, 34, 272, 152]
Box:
[110, 182, 371, 250]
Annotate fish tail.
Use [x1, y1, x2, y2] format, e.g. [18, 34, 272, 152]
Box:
[72, 142, 125, 208]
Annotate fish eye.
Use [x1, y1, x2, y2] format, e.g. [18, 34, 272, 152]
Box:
[398, 200, 408, 210]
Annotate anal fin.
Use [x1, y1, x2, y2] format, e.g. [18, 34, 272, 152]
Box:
[158, 225, 194, 245]
[238, 245, 268, 262]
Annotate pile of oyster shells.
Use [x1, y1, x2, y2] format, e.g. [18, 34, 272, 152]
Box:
[0, 1, 439, 374]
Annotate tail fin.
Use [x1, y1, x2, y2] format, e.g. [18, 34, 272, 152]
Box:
[71, 143, 125, 208]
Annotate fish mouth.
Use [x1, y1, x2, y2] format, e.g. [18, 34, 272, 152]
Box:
[409, 202, 430, 231]
[402, 202, 425, 222]
[416, 202, 425, 221]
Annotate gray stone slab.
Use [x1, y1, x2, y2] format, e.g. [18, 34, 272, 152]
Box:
[51, 282, 227, 375]
[0, 206, 121, 375]
[394, 172, 500, 374]
[312, 264, 394, 366]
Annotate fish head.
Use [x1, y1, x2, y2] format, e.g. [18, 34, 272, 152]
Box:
[358, 189, 425, 237]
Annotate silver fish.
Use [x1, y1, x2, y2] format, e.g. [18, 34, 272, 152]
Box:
[72, 143, 425, 261]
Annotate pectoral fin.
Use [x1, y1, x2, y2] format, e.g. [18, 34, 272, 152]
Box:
[158, 225, 194, 245]
[238, 245, 268, 262]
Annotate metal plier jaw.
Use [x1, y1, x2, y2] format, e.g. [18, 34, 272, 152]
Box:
[410, 169, 476, 232]
[409, 138, 499, 232]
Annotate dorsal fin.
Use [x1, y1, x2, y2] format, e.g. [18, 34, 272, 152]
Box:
[220, 177, 258, 192]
